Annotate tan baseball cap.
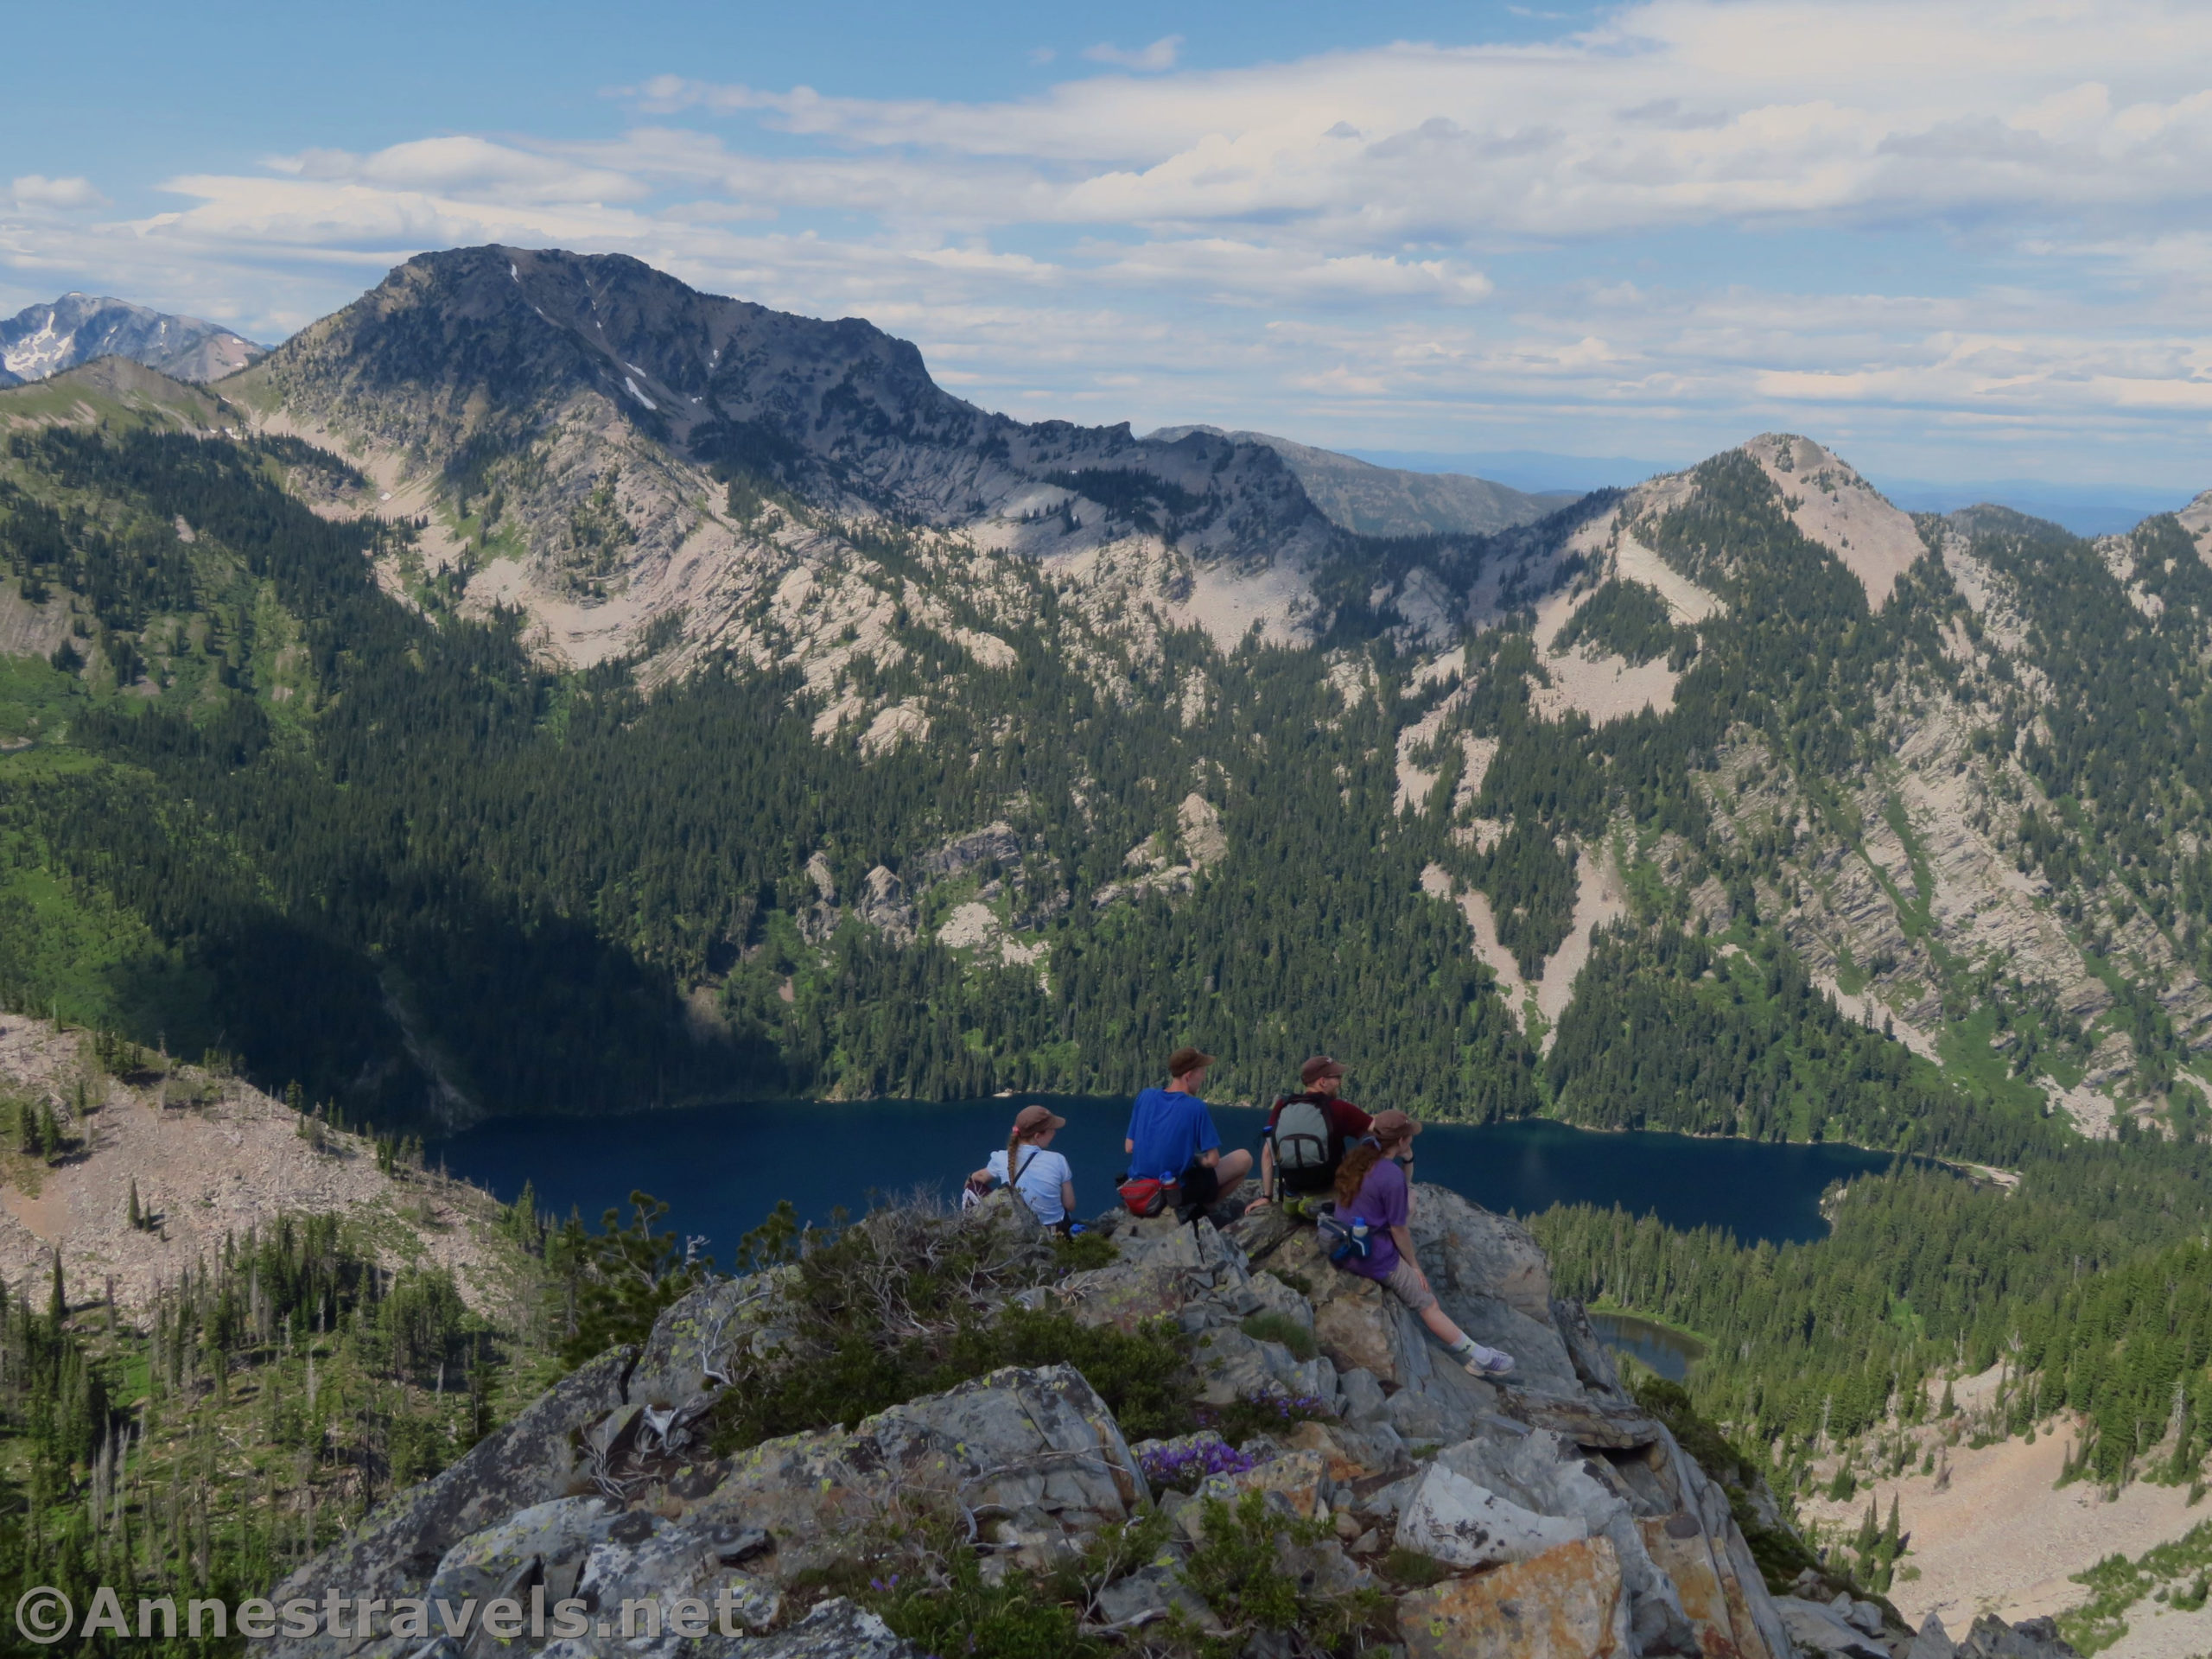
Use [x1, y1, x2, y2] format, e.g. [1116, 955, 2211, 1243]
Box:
[1300, 1054, 1344, 1086]
[1370, 1109, 1422, 1142]
[1168, 1045, 1215, 1077]
[1013, 1103, 1066, 1134]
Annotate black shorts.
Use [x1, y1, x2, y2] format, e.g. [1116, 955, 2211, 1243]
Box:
[1179, 1162, 1222, 1206]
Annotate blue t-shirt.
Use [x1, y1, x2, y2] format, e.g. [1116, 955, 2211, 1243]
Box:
[1126, 1086, 1221, 1182]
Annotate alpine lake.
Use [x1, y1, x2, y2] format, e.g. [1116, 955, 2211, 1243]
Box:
[431, 1097, 1897, 1381]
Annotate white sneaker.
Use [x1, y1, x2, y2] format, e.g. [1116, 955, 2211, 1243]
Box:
[1461, 1345, 1516, 1379]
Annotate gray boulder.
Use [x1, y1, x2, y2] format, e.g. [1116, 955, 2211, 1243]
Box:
[1958, 1614, 2084, 1658]
[1337, 1366, 1389, 1424]
[1091, 1563, 1220, 1633]
[1910, 1611, 1957, 1659]
[594, 1596, 920, 1659]
[1778, 1593, 1891, 1659]
[1394, 1460, 1587, 1567]
[1437, 1427, 1694, 1655]
[733, 1599, 925, 1657]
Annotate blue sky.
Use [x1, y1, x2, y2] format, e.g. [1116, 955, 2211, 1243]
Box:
[5, 0, 2210, 497]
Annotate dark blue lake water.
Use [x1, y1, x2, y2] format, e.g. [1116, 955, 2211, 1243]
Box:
[429, 1097, 1900, 1259]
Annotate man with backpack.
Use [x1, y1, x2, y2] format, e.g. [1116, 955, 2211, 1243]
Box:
[1255, 1055, 1374, 1214]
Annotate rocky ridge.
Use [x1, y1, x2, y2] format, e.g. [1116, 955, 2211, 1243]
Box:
[1403, 433, 2212, 1128]
[219, 246, 1548, 682]
[1147, 425, 1576, 539]
[254, 1191, 2073, 1657]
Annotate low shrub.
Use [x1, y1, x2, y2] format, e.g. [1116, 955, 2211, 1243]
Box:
[707, 1202, 1199, 1453]
[1382, 1546, 1451, 1588]
[1181, 1491, 1389, 1649]
[1196, 1388, 1334, 1446]
[1239, 1311, 1319, 1362]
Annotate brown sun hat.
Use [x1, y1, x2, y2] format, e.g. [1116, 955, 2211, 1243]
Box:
[1300, 1054, 1344, 1086]
[1369, 1109, 1421, 1143]
[1014, 1103, 1066, 1135]
[1167, 1045, 1215, 1077]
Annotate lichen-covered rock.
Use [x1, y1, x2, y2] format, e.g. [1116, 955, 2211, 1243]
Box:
[1282, 1417, 1402, 1481]
[630, 1272, 782, 1402]
[1438, 1427, 1694, 1654]
[423, 1495, 607, 1612]
[1638, 1513, 1779, 1659]
[1395, 1461, 1589, 1567]
[1058, 1213, 1249, 1333]
[677, 1363, 1147, 1580]
[1091, 1561, 1221, 1632]
[250, 1192, 1821, 1659]
[1398, 1534, 1632, 1658]
[1191, 1447, 1330, 1521]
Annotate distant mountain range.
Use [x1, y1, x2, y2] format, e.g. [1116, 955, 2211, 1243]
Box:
[0, 293, 263, 386]
[0, 244, 2209, 1160]
[1147, 424, 1578, 537]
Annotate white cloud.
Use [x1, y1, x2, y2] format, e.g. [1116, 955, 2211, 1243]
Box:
[1082, 35, 1183, 73]
[9, 1, 2212, 483]
[10, 175, 107, 210]
[268, 138, 651, 207]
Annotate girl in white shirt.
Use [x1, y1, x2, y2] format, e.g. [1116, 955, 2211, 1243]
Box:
[974, 1103, 1077, 1229]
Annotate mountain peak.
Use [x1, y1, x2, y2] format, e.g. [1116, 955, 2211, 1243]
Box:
[0, 293, 264, 385]
[1730, 432, 1924, 607]
[239, 244, 1347, 660]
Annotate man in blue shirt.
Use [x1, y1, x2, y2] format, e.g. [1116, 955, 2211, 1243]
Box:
[1125, 1046, 1253, 1211]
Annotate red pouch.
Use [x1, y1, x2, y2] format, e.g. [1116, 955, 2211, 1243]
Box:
[1117, 1177, 1179, 1217]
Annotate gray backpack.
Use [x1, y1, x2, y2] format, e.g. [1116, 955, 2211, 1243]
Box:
[1274, 1096, 1336, 1191]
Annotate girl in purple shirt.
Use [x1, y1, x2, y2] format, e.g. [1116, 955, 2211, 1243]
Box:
[1335, 1110, 1516, 1379]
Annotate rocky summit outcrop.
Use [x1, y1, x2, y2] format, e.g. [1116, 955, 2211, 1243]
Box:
[252, 1189, 2076, 1658]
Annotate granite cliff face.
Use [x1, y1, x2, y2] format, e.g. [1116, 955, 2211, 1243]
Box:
[251, 1193, 2069, 1658]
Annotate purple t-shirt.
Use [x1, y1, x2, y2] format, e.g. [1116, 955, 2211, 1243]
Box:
[1343, 1156, 1410, 1281]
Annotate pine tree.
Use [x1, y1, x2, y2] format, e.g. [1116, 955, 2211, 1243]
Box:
[1883, 1493, 1901, 1554]
[1940, 1378, 1956, 1418]
[48, 1249, 65, 1330]
[127, 1179, 142, 1230]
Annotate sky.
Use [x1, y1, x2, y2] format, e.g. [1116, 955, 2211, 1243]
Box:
[4, 0, 2210, 499]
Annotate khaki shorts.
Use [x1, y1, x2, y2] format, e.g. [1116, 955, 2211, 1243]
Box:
[1379, 1257, 1436, 1313]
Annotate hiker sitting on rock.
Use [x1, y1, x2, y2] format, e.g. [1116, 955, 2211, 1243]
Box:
[1335, 1109, 1516, 1380]
[968, 1104, 1077, 1231]
[1255, 1054, 1373, 1214]
[1125, 1046, 1252, 1217]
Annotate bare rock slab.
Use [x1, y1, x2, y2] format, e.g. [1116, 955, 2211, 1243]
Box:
[1398, 1534, 1631, 1659]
